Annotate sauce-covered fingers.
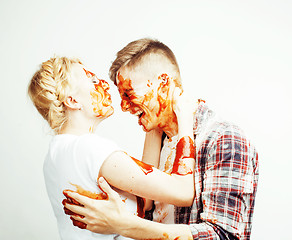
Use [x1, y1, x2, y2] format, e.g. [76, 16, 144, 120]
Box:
[63, 190, 90, 206]
[63, 205, 85, 219]
[62, 199, 88, 217]
[70, 216, 87, 229]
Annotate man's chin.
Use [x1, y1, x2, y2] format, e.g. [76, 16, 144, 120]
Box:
[139, 120, 147, 132]
[140, 122, 153, 132]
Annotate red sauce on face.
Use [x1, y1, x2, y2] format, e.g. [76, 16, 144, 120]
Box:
[157, 74, 171, 117]
[117, 72, 178, 132]
[130, 155, 154, 175]
[117, 72, 135, 112]
[91, 79, 113, 117]
[171, 136, 195, 175]
[83, 68, 95, 78]
[136, 196, 145, 218]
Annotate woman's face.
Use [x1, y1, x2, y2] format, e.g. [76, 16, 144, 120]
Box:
[70, 63, 114, 119]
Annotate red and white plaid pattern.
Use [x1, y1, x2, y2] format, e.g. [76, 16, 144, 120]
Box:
[174, 102, 259, 240]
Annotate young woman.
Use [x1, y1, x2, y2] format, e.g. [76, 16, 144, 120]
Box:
[28, 56, 195, 240]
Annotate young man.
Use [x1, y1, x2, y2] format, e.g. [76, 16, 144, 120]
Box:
[63, 38, 259, 240]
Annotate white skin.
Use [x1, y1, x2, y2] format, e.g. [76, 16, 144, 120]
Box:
[63, 55, 197, 239]
[61, 63, 114, 135]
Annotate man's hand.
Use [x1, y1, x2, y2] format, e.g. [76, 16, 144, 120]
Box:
[62, 177, 129, 234]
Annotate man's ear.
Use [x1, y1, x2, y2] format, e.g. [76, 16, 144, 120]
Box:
[63, 96, 82, 110]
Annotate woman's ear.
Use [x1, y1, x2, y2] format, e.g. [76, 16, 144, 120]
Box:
[63, 96, 82, 110]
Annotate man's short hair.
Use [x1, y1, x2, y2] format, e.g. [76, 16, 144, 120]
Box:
[109, 38, 180, 85]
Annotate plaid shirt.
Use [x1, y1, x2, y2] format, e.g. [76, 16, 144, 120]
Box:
[174, 102, 259, 240]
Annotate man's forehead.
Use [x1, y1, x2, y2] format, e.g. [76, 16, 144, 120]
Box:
[117, 65, 149, 86]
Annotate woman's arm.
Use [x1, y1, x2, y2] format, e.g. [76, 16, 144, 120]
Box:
[99, 150, 194, 206]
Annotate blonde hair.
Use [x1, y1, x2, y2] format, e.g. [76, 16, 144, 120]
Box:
[109, 38, 181, 87]
[28, 56, 82, 134]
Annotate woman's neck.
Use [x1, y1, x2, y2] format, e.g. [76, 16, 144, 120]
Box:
[59, 112, 102, 135]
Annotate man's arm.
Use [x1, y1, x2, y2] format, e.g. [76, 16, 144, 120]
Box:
[141, 128, 163, 211]
[187, 129, 258, 239]
[63, 177, 193, 240]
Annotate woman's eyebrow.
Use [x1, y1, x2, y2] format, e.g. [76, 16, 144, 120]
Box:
[83, 68, 96, 78]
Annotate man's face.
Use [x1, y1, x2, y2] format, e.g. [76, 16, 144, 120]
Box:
[116, 67, 173, 132]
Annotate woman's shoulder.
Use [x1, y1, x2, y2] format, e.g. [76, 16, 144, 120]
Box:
[76, 134, 121, 153]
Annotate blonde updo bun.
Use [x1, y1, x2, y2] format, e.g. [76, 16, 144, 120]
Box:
[28, 56, 82, 133]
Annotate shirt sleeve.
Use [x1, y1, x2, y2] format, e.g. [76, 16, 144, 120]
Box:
[188, 222, 220, 239]
[191, 128, 256, 239]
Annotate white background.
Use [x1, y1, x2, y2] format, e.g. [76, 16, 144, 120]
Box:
[1, 0, 291, 239]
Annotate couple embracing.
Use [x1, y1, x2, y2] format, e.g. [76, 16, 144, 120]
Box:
[28, 38, 258, 240]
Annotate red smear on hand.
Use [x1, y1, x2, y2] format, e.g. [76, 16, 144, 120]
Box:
[63, 184, 108, 230]
[171, 136, 195, 175]
[70, 216, 87, 229]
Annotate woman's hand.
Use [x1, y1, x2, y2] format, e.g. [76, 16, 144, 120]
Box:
[62, 177, 130, 234]
[172, 88, 194, 139]
[172, 88, 194, 121]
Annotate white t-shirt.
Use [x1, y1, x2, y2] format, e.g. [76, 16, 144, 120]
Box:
[43, 134, 136, 240]
[152, 135, 178, 224]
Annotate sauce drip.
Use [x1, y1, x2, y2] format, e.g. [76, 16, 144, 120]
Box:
[198, 98, 206, 104]
[171, 136, 195, 175]
[130, 155, 154, 175]
[136, 196, 146, 218]
[70, 183, 108, 200]
[83, 68, 95, 78]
